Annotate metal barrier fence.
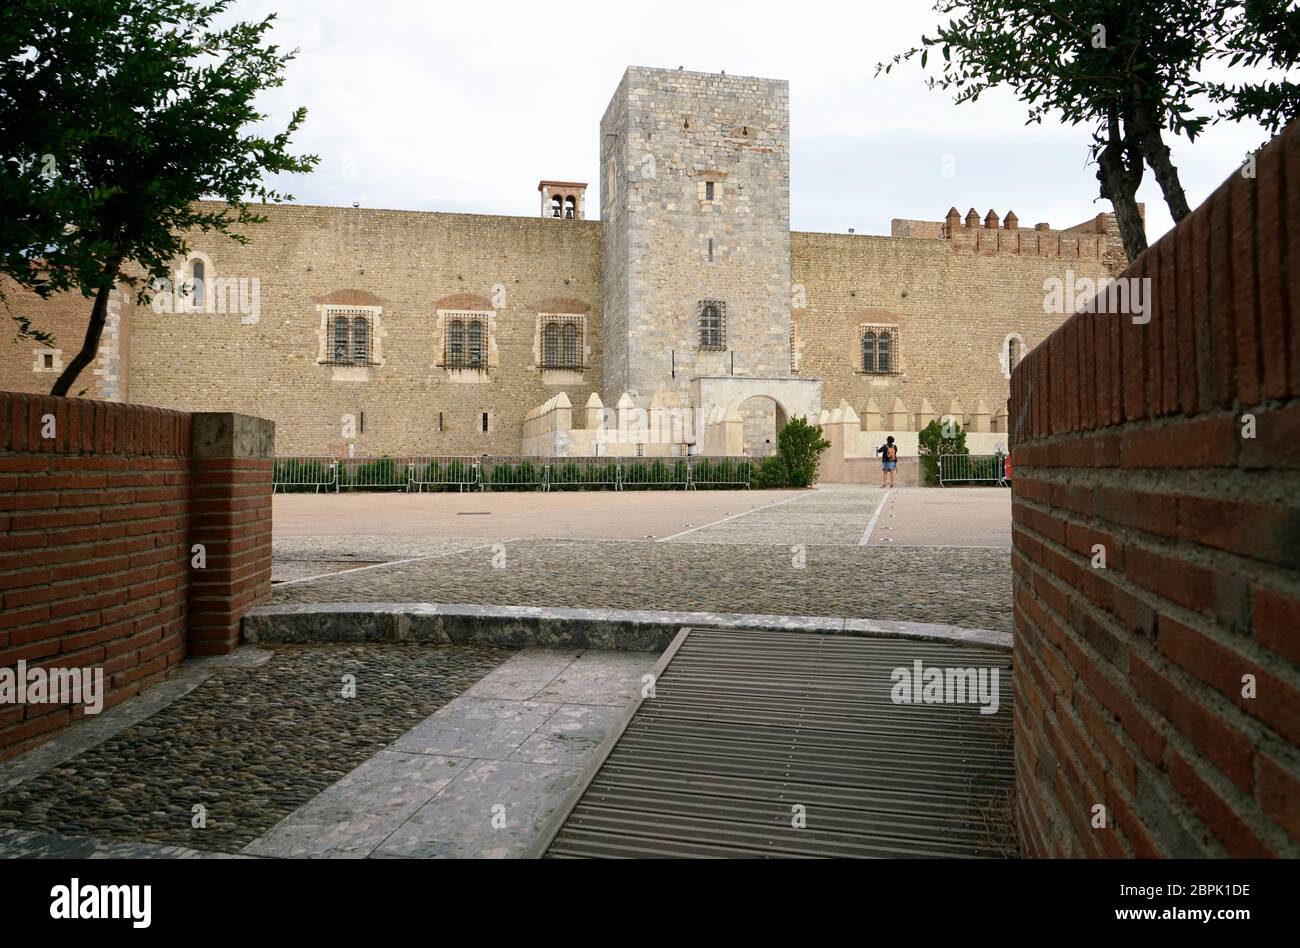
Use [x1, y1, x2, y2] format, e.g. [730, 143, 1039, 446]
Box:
[336, 457, 412, 491]
[272, 457, 337, 492]
[548, 458, 621, 491]
[481, 456, 548, 492]
[620, 458, 691, 490]
[407, 457, 481, 492]
[938, 453, 1008, 487]
[687, 456, 754, 490]
[273, 455, 755, 492]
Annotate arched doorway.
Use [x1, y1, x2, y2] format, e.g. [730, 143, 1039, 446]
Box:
[736, 395, 787, 457]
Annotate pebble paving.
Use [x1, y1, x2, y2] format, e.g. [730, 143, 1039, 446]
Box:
[270, 539, 1012, 633]
[0, 643, 513, 855]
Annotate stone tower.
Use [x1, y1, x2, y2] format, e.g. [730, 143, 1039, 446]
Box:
[599, 66, 815, 443]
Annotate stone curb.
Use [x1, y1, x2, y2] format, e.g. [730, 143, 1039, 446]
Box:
[243, 602, 1013, 652]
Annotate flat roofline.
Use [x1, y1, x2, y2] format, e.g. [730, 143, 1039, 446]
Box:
[538, 180, 588, 190]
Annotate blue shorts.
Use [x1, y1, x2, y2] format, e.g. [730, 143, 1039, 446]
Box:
[882, 461, 897, 471]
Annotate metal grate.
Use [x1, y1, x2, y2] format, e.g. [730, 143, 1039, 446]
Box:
[442, 313, 488, 370]
[540, 315, 585, 369]
[859, 324, 898, 374]
[534, 627, 1014, 858]
[698, 300, 726, 351]
[325, 308, 376, 365]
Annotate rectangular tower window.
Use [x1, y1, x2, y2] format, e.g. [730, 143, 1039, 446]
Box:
[698, 300, 727, 351]
[707, 238, 714, 262]
[705, 181, 715, 201]
[481, 412, 490, 433]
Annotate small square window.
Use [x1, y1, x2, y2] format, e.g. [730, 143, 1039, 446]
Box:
[42, 353, 53, 369]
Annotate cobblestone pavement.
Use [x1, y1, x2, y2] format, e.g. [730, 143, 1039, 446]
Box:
[0, 644, 513, 855]
[269, 486, 1013, 633]
[270, 539, 1012, 633]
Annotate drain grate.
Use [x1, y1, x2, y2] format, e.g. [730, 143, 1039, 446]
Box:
[533, 627, 1014, 858]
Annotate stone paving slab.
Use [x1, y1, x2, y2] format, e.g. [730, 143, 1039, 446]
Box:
[371, 759, 582, 859]
[510, 704, 623, 768]
[243, 750, 469, 859]
[390, 696, 563, 760]
[242, 647, 659, 859]
[533, 650, 657, 706]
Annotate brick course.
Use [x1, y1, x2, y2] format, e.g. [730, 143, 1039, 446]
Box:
[0, 392, 272, 759]
[1010, 122, 1300, 857]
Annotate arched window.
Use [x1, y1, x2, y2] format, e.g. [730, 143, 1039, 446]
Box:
[190, 260, 205, 309]
[448, 320, 465, 365]
[352, 316, 369, 364]
[1007, 337, 1021, 375]
[332, 315, 350, 362]
[564, 196, 576, 219]
[877, 331, 893, 372]
[466, 320, 484, 367]
[561, 322, 579, 367]
[699, 301, 725, 350]
[543, 322, 560, 366]
[551, 196, 563, 218]
[862, 331, 877, 372]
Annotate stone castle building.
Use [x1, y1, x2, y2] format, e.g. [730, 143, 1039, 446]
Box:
[2, 66, 1129, 473]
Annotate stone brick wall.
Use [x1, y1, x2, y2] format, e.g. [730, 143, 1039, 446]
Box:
[601, 67, 792, 408]
[792, 229, 1120, 438]
[128, 204, 604, 457]
[0, 392, 273, 760]
[1010, 124, 1300, 856]
[0, 277, 133, 402]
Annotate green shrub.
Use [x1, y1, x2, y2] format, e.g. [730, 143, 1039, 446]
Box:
[773, 417, 830, 487]
[918, 419, 969, 485]
[751, 455, 788, 489]
[343, 457, 404, 490]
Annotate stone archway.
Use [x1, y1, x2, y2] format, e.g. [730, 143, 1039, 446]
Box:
[736, 394, 788, 457]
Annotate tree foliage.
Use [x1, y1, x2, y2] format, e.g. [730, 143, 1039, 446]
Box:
[0, 0, 316, 394]
[879, 1, 1299, 261]
[918, 419, 969, 486]
[773, 416, 832, 488]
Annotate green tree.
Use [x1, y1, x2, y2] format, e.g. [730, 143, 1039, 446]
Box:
[879, 1, 1297, 261]
[775, 416, 831, 488]
[1, 0, 316, 395]
[1212, 1, 1300, 136]
[918, 419, 969, 486]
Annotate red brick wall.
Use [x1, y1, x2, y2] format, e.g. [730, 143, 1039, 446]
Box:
[0, 392, 272, 760]
[1010, 123, 1300, 857]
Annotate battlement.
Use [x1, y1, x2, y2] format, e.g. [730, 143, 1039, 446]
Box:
[891, 204, 1138, 272]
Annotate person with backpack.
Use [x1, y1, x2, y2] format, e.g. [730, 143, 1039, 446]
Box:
[876, 436, 898, 488]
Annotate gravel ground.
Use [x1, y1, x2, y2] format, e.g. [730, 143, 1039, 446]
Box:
[0, 643, 513, 854]
[270, 539, 1013, 632]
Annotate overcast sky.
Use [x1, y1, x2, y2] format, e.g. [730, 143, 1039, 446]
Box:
[241, 0, 1278, 243]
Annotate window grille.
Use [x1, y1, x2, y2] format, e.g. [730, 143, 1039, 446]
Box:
[326, 308, 376, 365]
[540, 315, 585, 369]
[860, 325, 898, 374]
[442, 313, 489, 369]
[698, 300, 726, 351]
